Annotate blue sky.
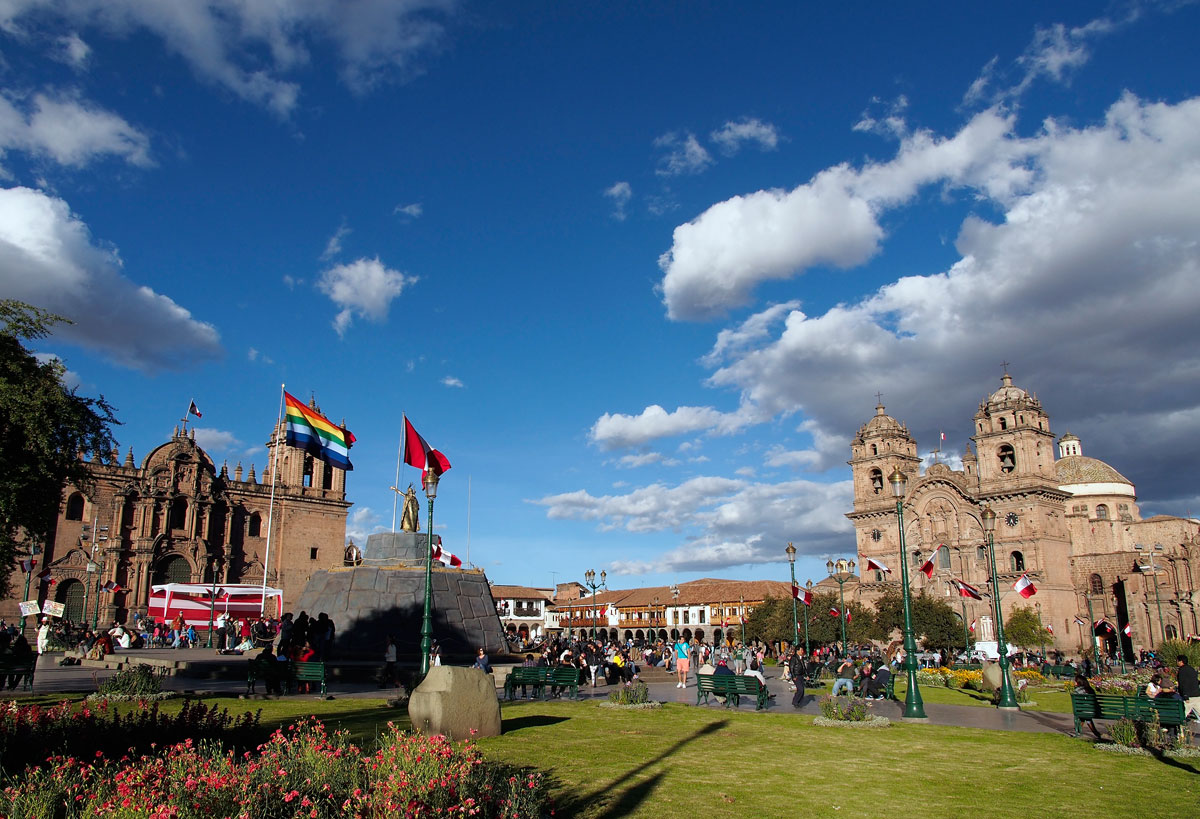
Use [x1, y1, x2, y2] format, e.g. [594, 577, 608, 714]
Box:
[2, 1, 1199, 594]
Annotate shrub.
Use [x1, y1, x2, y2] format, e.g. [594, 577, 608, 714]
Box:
[96, 663, 162, 697]
[1109, 718, 1137, 747]
[0, 698, 261, 774]
[0, 719, 550, 818]
[1156, 639, 1200, 668]
[1012, 669, 1046, 686]
[818, 695, 870, 721]
[916, 669, 946, 687]
[609, 681, 651, 705]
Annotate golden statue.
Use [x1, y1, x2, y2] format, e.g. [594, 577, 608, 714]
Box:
[400, 484, 420, 532]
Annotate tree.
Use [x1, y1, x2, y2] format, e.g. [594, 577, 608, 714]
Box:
[874, 588, 969, 650]
[0, 300, 118, 597]
[743, 596, 794, 646]
[1004, 605, 1052, 650]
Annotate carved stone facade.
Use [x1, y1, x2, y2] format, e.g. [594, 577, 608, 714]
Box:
[848, 373, 1200, 657]
[4, 410, 351, 627]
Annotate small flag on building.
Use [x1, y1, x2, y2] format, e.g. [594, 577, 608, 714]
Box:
[845, 609, 852, 624]
[1074, 616, 1087, 626]
[864, 558, 891, 575]
[792, 585, 812, 606]
[102, 580, 122, 593]
[969, 619, 977, 633]
[829, 607, 840, 618]
[20, 558, 35, 573]
[36, 568, 53, 585]
[952, 578, 983, 600]
[1013, 573, 1037, 598]
[1123, 623, 1132, 637]
[1046, 623, 1054, 635]
[188, 400, 202, 419]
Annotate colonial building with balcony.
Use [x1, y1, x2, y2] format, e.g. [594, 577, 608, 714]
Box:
[490, 584, 555, 643]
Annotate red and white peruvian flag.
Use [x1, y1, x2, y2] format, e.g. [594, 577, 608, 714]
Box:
[1046, 623, 1054, 635]
[953, 578, 983, 600]
[1122, 623, 1132, 637]
[1074, 616, 1087, 627]
[1013, 573, 1037, 598]
[792, 585, 813, 606]
[845, 609, 852, 624]
[918, 544, 944, 579]
[865, 558, 891, 575]
[829, 607, 840, 618]
[431, 539, 462, 568]
[969, 619, 977, 633]
[102, 580, 123, 593]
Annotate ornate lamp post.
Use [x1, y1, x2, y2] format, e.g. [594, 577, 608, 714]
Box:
[418, 468, 440, 679]
[739, 595, 746, 644]
[1135, 543, 1167, 646]
[584, 569, 606, 640]
[889, 468, 928, 721]
[981, 505, 1019, 709]
[670, 583, 680, 639]
[825, 557, 855, 657]
[785, 543, 801, 651]
[1035, 602, 1047, 662]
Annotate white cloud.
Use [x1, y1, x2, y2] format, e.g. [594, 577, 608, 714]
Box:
[316, 256, 417, 336]
[394, 202, 423, 218]
[0, 91, 151, 169]
[604, 181, 631, 221]
[52, 33, 90, 68]
[32, 351, 80, 389]
[616, 452, 679, 469]
[319, 223, 350, 261]
[247, 347, 274, 365]
[710, 117, 779, 155]
[690, 92, 1200, 508]
[654, 131, 712, 177]
[346, 506, 384, 545]
[441, 375, 463, 388]
[0, 185, 221, 370]
[591, 404, 754, 450]
[192, 428, 242, 453]
[536, 476, 852, 574]
[0, 0, 459, 116]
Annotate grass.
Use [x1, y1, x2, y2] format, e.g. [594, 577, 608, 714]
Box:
[893, 679, 1075, 712]
[9, 693, 1196, 817]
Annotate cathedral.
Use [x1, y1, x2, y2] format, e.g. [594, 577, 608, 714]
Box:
[847, 372, 1200, 659]
[3, 404, 351, 627]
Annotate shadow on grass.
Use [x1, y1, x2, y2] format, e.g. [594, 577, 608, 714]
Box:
[552, 718, 729, 818]
[503, 714, 570, 732]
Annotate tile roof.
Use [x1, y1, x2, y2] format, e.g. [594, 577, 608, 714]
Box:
[489, 585, 555, 601]
[552, 578, 795, 609]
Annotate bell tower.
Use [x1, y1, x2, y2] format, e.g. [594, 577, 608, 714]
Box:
[849, 402, 921, 510]
[972, 371, 1056, 489]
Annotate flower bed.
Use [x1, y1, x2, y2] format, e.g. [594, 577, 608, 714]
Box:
[1, 719, 550, 818]
[813, 715, 890, 729]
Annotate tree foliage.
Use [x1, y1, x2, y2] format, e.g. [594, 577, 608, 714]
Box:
[0, 300, 118, 596]
[874, 587, 970, 650]
[1004, 605, 1052, 649]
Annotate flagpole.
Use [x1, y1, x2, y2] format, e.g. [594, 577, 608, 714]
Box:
[466, 475, 472, 568]
[391, 437, 402, 533]
[181, 398, 194, 433]
[260, 384, 285, 615]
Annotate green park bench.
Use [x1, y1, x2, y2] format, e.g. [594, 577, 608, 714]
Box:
[290, 661, 328, 696]
[504, 666, 580, 700]
[0, 655, 35, 692]
[1040, 664, 1075, 679]
[245, 656, 288, 694]
[547, 666, 581, 699]
[696, 673, 769, 710]
[803, 665, 824, 687]
[1070, 692, 1187, 738]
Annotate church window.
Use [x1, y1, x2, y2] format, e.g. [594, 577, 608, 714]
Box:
[1009, 551, 1025, 572]
[1089, 574, 1104, 595]
[998, 444, 1016, 473]
[875, 571, 884, 582]
[976, 545, 987, 563]
[871, 444, 878, 456]
[999, 418, 1007, 430]
[1095, 504, 1109, 520]
[248, 513, 262, 538]
[869, 468, 883, 494]
[1166, 624, 1178, 640]
[65, 492, 85, 521]
[939, 548, 951, 569]
[153, 555, 191, 585]
[699, 609, 705, 623]
[303, 456, 313, 488]
[169, 497, 187, 530]
[310, 547, 319, 561]
[323, 463, 333, 488]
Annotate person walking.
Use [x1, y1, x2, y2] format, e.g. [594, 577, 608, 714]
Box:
[673, 635, 691, 689]
[789, 649, 807, 709]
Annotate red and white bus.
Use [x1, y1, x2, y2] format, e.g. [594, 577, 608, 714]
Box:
[148, 583, 283, 629]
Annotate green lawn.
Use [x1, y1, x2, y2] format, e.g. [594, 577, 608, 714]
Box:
[892, 679, 1075, 712]
[11, 694, 1196, 818]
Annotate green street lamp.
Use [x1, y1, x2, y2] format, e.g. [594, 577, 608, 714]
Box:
[418, 468, 441, 679]
[1035, 602, 1047, 662]
[889, 468, 928, 721]
[739, 595, 746, 644]
[1135, 543, 1167, 647]
[785, 543, 802, 653]
[584, 569, 606, 640]
[982, 505, 1019, 710]
[825, 557, 855, 657]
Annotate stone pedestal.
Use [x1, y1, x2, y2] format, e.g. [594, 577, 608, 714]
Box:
[408, 666, 501, 739]
[292, 532, 506, 664]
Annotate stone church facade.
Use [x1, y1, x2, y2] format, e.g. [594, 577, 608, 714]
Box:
[847, 373, 1200, 658]
[3, 406, 351, 628]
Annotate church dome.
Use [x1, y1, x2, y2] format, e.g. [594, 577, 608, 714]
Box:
[988, 372, 1028, 404]
[1055, 456, 1132, 487]
[861, 403, 906, 435]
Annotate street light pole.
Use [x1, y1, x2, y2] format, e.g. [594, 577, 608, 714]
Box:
[1137, 544, 1167, 647]
[1035, 602, 1046, 662]
[889, 468, 927, 721]
[786, 543, 800, 651]
[982, 506, 1019, 710]
[739, 595, 746, 644]
[584, 569, 606, 641]
[826, 558, 854, 658]
[418, 469, 440, 679]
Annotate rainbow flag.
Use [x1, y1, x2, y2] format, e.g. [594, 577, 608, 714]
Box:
[284, 391, 356, 470]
